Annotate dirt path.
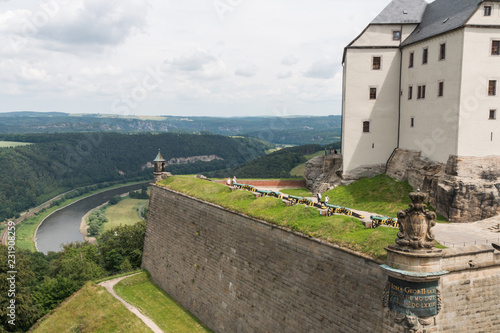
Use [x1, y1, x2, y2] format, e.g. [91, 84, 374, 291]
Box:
[137, 203, 147, 220]
[99, 274, 163, 333]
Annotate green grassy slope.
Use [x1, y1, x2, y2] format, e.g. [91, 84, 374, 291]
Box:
[324, 175, 447, 222]
[31, 282, 152, 333]
[114, 272, 213, 333]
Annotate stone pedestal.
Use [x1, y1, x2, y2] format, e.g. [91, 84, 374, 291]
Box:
[381, 190, 450, 332]
[386, 245, 444, 274]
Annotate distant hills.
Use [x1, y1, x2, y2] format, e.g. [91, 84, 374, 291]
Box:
[0, 112, 341, 146]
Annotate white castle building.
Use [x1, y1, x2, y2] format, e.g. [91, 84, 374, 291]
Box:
[342, 0, 500, 179]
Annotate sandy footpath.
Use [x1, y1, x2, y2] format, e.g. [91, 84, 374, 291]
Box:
[99, 273, 163, 333]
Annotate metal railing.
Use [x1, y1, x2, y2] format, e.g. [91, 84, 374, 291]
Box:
[439, 238, 500, 248]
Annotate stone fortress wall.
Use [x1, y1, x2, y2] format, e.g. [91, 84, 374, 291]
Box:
[142, 184, 500, 332]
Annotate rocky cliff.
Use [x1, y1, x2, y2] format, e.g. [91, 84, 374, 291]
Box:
[386, 149, 500, 222]
[304, 154, 342, 193]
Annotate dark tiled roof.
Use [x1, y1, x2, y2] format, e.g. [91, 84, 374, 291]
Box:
[401, 0, 488, 46]
[371, 0, 427, 24]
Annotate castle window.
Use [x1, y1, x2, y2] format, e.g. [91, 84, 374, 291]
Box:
[409, 52, 414, 68]
[372, 56, 381, 70]
[488, 80, 497, 96]
[491, 40, 500, 55]
[422, 48, 428, 64]
[417, 85, 426, 99]
[411, 117, 415, 127]
[484, 6, 492, 16]
[393, 30, 401, 41]
[439, 43, 446, 60]
[363, 121, 370, 133]
[438, 81, 444, 97]
[369, 87, 377, 100]
[408, 86, 413, 99]
[489, 109, 496, 120]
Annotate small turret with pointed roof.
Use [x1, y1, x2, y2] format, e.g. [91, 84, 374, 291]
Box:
[154, 149, 165, 163]
[153, 149, 167, 182]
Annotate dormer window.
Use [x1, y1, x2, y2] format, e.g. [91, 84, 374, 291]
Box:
[484, 6, 492, 16]
[393, 31, 401, 41]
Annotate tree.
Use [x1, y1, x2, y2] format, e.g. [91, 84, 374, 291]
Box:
[108, 195, 122, 205]
[105, 249, 124, 273]
[98, 221, 146, 270]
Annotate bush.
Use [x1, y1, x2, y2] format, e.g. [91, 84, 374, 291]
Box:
[108, 195, 122, 205]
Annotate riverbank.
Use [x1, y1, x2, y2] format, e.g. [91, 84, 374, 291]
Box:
[10, 180, 149, 252]
[79, 202, 108, 245]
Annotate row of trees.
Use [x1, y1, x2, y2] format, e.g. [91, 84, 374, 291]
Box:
[0, 221, 146, 332]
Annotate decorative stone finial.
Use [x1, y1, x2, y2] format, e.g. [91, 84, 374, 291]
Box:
[395, 191, 436, 249]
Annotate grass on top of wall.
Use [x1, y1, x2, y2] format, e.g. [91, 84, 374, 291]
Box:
[278, 188, 312, 197]
[324, 175, 448, 223]
[158, 176, 398, 261]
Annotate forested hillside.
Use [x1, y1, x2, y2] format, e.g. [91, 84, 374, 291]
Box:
[0, 133, 271, 221]
[0, 112, 341, 145]
[209, 144, 322, 178]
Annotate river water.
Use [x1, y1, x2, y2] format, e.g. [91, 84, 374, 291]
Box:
[36, 183, 147, 254]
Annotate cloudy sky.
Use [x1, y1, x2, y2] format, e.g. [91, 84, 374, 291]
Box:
[0, 0, 390, 117]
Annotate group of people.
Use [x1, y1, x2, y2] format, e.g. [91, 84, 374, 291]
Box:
[324, 148, 338, 156]
[316, 192, 329, 205]
[226, 176, 238, 186]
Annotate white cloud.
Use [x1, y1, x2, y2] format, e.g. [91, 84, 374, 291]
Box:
[281, 54, 299, 66]
[234, 63, 257, 78]
[171, 50, 217, 72]
[303, 58, 337, 79]
[169, 50, 227, 81]
[276, 70, 292, 79]
[0, 0, 149, 55]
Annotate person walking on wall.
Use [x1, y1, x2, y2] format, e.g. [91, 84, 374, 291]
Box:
[233, 176, 237, 184]
[317, 192, 322, 204]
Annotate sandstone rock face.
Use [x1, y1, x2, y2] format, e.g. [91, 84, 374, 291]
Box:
[342, 164, 386, 182]
[386, 149, 500, 222]
[304, 154, 342, 193]
[167, 155, 222, 165]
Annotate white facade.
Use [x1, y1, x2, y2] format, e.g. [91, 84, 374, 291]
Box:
[342, 0, 500, 177]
